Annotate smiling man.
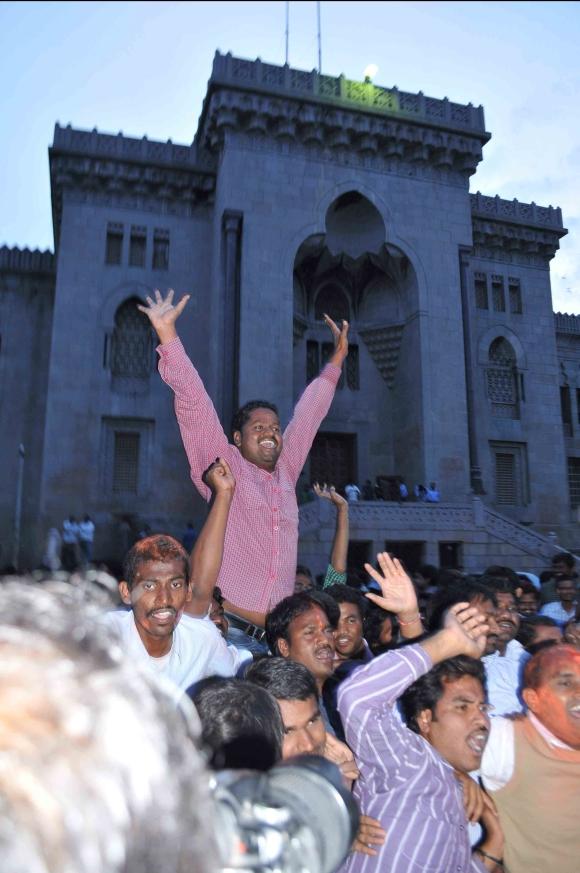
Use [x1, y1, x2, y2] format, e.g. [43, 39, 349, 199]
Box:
[481, 644, 580, 873]
[102, 535, 236, 700]
[481, 577, 527, 716]
[139, 289, 348, 628]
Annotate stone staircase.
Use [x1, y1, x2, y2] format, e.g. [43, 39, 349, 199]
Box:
[298, 496, 578, 575]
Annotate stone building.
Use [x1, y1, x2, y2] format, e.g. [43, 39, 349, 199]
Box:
[1, 51, 579, 573]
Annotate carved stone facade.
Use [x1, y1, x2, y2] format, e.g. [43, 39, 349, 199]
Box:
[1, 50, 578, 571]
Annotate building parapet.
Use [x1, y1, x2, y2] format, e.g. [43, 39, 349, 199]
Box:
[52, 123, 209, 169]
[555, 312, 580, 334]
[209, 52, 487, 134]
[0, 245, 55, 275]
[470, 192, 564, 230]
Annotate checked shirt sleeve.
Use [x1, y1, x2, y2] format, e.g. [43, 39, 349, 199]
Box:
[282, 363, 341, 483]
[157, 337, 229, 500]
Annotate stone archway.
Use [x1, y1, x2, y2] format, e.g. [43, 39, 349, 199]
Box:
[292, 191, 423, 491]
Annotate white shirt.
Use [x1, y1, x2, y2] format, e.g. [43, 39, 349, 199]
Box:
[102, 609, 238, 701]
[540, 600, 578, 627]
[483, 638, 527, 716]
[481, 713, 573, 792]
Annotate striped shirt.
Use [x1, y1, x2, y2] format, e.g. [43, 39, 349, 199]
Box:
[158, 337, 340, 613]
[338, 644, 485, 873]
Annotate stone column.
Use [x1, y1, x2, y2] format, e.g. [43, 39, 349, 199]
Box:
[458, 247, 485, 495]
[221, 210, 243, 432]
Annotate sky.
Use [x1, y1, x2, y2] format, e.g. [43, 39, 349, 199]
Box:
[1, 0, 579, 313]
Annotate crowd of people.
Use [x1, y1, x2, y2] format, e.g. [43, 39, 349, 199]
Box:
[2, 288, 580, 873]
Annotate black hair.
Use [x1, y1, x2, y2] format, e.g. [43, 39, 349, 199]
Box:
[212, 586, 224, 606]
[479, 574, 517, 596]
[122, 534, 190, 591]
[265, 591, 340, 656]
[427, 581, 497, 632]
[516, 615, 559, 650]
[295, 565, 313, 580]
[324, 584, 368, 618]
[363, 602, 398, 655]
[483, 566, 520, 589]
[517, 579, 540, 599]
[400, 656, 486, 734]
[231, 400, 279, 438]
[189, 677, 283, 770]
[552, 552, 576, 570]
[246, 656, 319, 702]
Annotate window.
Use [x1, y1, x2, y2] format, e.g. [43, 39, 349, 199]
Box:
[306, 340, 319, 382]
[508, 278, 522, 314]
[129, 226, 147, 267]
[322, 342, 345, 389]
[568, 458, 580, 509]
[153, 228, 170, 270]
[486, 338, 519, 419]
[346, 344, 359, 390]
[491, 441, 529, 506]
[491, 275, 505, 312]
[310, 432, 356, 490]
[113, 432, 140, 493]
[105, 222, 123, 265]
[110, 298, 153, 379]
[474, 272, 488, 309]
[561, 386, 573, 437]
[577, 389, 580, 426]
[101, 416, 153, 497]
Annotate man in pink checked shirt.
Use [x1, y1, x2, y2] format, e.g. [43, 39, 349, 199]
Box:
[139, 289, 349, 629]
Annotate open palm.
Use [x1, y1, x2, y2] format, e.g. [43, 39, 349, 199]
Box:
[137, 288, 190, 342]
[364, 552, 418, 616]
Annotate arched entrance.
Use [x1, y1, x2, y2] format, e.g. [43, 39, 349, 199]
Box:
[293, 191, 423, 493]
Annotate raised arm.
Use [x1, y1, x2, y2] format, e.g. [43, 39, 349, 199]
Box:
[313, 483, 349, 585]
[185, 458, 235, 618]
[282, 316, 349, 480]
[139, 290, 230, 498]
[364, 552, 424, 639]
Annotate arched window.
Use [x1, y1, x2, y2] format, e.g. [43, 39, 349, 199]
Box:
[486, 337, 519, 419]
[314, 283, 350, 324]
[110, 298, 153, 379]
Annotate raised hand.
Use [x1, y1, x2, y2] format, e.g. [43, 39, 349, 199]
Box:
[137, 288, 190, 344]
[201, 457, 236, 498]
[364, 552, 419, 619]
[323, 313, 349, 366]
[313, 482, 348, 509]
[443, 602, 490, 659]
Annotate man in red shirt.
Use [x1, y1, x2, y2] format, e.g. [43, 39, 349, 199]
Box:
[139, 289, 349, 627]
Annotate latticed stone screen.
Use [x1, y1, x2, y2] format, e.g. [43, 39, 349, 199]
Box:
[491, 276, 505, 312]
[491, 441, 528, 506]
[568, 458, 580, 508]
[111, 301, 153, 378]
[508, 278, 522, 314]
[487, 338, 518, 418]
[105, 222, 123, 265]
[153, 228, 170, 270]
[113, 431, 140, 493]
[129, 226, 146, 267]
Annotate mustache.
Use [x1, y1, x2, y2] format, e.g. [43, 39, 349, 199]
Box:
[146, 606, 177, 618]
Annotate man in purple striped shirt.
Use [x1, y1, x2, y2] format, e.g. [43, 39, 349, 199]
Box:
[338, 554, 504, 873]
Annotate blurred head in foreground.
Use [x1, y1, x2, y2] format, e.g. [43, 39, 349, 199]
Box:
[0, 576, 216, 873]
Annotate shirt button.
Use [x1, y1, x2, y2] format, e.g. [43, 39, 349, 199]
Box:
[274, 526, 279, 531]
[459, 825, 464, 831]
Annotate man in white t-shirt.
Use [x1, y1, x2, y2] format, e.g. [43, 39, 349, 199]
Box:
[102, 533, 237, 701]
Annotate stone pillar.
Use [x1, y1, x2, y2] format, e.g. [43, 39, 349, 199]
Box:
[458, 248, 485, 495]
[221, 210, 243, 432]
